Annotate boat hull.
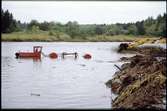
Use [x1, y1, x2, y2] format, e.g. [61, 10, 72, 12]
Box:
[15, 52, 41, 58]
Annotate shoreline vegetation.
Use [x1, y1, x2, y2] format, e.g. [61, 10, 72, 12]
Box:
[106, 44, 166, 110]
[2, 9, 166, 43]
[1, 33, 166, 42]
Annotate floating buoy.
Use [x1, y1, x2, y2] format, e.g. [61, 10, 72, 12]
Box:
[83, 53, 92, 59]
[49, 52, 58, 59]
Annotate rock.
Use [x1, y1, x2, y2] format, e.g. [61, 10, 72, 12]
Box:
[118, 43, 129, 52]
[121, 63, 130, 70]
[122, 75, 134, 86]
[106, 46, 166, 110]
[105, 79, 112, 88]
[120, 57, 129, 61]
[129, 55, 143, 67]
[106, 78, 123, 94]
[111, 81, 122, 94]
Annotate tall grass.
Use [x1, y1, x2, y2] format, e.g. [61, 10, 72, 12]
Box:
[1, 31, 163, 42]
[1, 31, 70, 42]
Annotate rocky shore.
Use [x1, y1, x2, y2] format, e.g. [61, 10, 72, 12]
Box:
[106, 45, 166, 110]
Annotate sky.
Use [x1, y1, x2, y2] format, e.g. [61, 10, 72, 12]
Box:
[2, 1, 166, 24]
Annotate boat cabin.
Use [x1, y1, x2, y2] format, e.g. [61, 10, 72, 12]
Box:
[33, 46, 42, 53]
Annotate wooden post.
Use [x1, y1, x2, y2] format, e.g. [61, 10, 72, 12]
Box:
[114, 64, 122, 71]
[62, 52, 65, 59]
[74, 52, 78, 59]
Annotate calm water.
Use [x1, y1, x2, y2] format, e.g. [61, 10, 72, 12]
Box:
[1, 42, 134, 109]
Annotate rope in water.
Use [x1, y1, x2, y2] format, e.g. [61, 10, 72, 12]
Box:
[41, 52, 49, 57]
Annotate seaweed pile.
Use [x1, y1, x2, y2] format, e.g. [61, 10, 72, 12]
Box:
[106, 46, 166, 110]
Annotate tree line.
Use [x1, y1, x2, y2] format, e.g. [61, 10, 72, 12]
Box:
[1, 9, 166, 38]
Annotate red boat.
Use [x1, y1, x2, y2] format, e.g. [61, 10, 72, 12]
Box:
[15, 46, 42, 58]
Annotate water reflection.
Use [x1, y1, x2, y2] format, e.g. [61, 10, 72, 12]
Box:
[15, 57, 41, 62]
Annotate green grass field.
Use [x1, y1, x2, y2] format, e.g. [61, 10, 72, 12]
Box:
[1, 31, 163, 42]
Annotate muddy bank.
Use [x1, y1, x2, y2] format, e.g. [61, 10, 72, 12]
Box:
[106, 46, 166, 110]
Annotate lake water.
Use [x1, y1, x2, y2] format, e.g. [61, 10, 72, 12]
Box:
[1, 42, 134, 109]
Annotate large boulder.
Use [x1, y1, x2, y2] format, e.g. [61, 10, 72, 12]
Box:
[118, 43, 129, 52]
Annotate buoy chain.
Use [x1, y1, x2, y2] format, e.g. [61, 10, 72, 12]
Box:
[41, 52, 92, 59]
[41, 52, 49, 57]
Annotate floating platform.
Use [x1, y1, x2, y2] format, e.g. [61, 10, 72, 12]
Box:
[61, 52, 78, 59]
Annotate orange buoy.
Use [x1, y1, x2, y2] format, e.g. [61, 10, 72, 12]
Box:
[49, 52, 58, 59]
[83, 53, 92, 59]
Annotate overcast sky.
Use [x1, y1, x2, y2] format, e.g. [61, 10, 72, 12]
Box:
[2, 1, 166, 24]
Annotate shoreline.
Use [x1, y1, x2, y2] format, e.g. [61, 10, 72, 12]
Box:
[106, 46, 166, 110]
[2, 33, 164, 43]
[1, 39, 134, 42]
[1, 41, 133, 42]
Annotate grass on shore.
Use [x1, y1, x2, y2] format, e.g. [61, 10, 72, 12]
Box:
[1, 31, 165, 42]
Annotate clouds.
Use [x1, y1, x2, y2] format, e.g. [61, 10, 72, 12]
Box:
[2, 1, 166, 24]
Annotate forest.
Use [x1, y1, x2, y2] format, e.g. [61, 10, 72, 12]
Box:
[1, 9, 166, 41]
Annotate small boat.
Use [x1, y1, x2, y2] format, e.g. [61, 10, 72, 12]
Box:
[15, 46, 42, 58]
